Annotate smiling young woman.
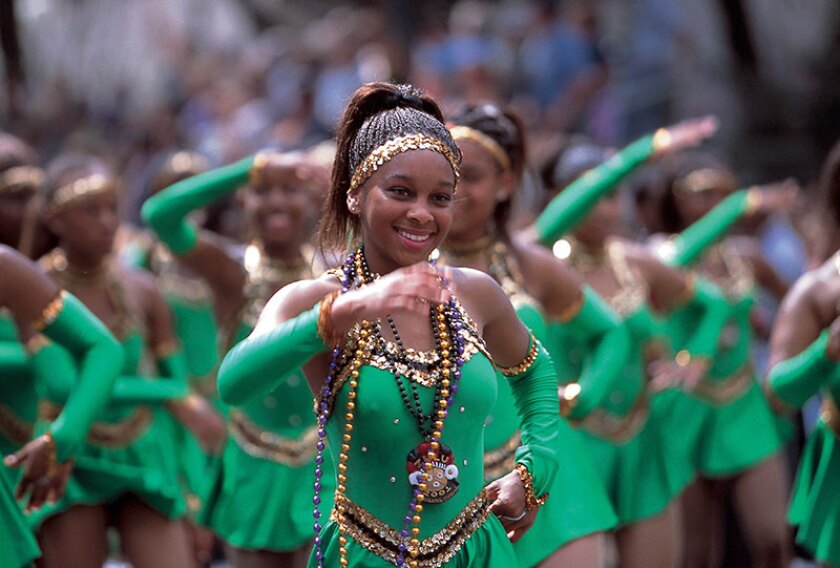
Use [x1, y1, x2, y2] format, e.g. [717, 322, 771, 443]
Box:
[215, 82, 562, 568]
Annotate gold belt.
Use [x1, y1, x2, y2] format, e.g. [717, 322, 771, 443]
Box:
[332, 490, 491, 567]
[40, 401, 152, 448]
[0, 402, 33, 445]
[576, 393, 649, 444]
[821, 397, 840, 438]
[229, 410, 318, 466]
[692, 364, 753, 406]
[483, 431, 520, 481]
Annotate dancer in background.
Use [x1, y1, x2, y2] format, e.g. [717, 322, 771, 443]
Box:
[142, 144, 330, 567]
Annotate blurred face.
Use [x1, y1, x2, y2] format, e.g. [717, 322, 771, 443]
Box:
[446, 138, 511, 242]
[47, 190, 119, 263]
[354, 149, 456, 273]
[0, 188, 35, 248]
[242, 177, 313, 249]
[572, 192, 621, 246]
[674, 186, 731, 227]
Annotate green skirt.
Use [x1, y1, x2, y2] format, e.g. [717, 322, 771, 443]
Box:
[512, 419, 617, 566]
[27, 408, 186, 526]
[0, 463, 40, 567]
[310, 513, 519, 567]
[576, 410, 675, 526]
[662, 380, 783, 478]
[788, 420, 840, 566]
[204, 435, 334, 552]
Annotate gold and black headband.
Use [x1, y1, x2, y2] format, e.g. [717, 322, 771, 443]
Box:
[49, 174, 116, 213]
[348, 133, 460, 194]
[0, 166, 44, 195]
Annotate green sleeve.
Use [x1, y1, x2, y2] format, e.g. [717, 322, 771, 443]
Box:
[508, 338, 560, 499]
[559, 288, 631, 420]
[39, 293, 123, 462]
[140, 156, 253, 254]
[678, 277, 730, 358]
[535, 135, 654, 244]
[217, 304, 326, 405]
[767, 330, 838, 409]
[109, 350, 190, 404]
[661, 189, 751, 268]
[0, 341, 30, 377]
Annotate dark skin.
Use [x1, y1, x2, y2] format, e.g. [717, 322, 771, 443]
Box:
[0, 247, 74, 511]
[34, 178, 221, 568]
[254, 149, 538, 542]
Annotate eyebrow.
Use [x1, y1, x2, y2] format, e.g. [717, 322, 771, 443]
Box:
[384, 173, 455, 189]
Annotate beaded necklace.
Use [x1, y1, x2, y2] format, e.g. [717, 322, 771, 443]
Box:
[311, 246, 468, 568]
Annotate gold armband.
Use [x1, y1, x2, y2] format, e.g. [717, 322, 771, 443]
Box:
[249, 152, 270, 187]
[317, 291, 341, 346]
[556, 292, 584, 323]
[499, 333, 538, 377]
[559, 383, 581, 418]
[652, 128, 672, 154]
[25, 334, 51, 355]
[33, 291, 66, 331]
[745, 186, 763, 214]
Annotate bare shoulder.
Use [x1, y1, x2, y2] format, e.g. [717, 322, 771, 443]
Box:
[784, 261, 839, 323]
[448, 266, 511, 330]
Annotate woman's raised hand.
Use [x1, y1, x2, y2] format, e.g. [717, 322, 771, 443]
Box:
[652, 115, 719, 158]
[329, 262, 452, 336]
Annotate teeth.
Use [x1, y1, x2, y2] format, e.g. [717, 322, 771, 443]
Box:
[398, 229, 430, 242]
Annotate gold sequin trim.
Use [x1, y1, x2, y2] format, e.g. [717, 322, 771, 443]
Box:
[498, 332, 538, 377]
[0, 166, 44, 194]
[228, 410, 319, 466]
[348, 134, 460, 194]
[556, 291, 584, 323]
[700, 241, 754, 298]
[331, 490, 491, 567]
[576, 392, 649, 444]
[449, 126, 510, 171]
[762, 382, 797, 415]
[691, 364, 754, 406]
[483, 431, 520, 481]
[32, 290, 66, 331]
[49, 174, 116, 213]
[25, 333, 51, 354]
[40, 400, 153, 448]
[821, 397, 840, 438]
[0, 402, 34, 445]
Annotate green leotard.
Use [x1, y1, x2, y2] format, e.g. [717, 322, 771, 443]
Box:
[767, 329, 840, 565]
[0, 314, 36, 477]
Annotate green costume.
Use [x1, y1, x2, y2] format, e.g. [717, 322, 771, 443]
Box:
[142, 157, 331, 551]
[0, 314, 36, 481]
[216, 257, 561, 566]
[658, 191, 786, 476]
[442, 242, 618, 566]
[768, 327, 840, 565]
[27, 256, 188, 526]
[550, 241, 724, 523]
[2, 289, 122, 568]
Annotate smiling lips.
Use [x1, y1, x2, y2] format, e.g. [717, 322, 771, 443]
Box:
[396, 227, 434, 249]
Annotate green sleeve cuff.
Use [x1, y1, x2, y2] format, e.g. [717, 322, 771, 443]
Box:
[40, 293, 123, 462]
[141, 156, 253, 255]
[566, 321, 631, 420]
[217, 303, 326, 405]
[768, 330, 836, 409]
[661, 189, 749, 268]
[561, 287, 620, 337]
[535, 135, 653, 244]
[507, 339, 560, 498]
[110, 376, 189, 403]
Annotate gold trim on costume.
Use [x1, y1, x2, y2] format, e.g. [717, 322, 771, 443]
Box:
[821, 397, 840, 438]
[228, 410, 319, 466]
[0, 166, 44, 194]
[39, 400, 153, 448]
[32, 290, 66, 331]
[673, 168, 738, 195]
[483, 432, 521, 481]
[331, 490, 491, 567]
[576, 393, 649, 444]
[498, 332, 538, 377]
[348, 134, 460, 194]
[762, 382, 797, 415]
[556, 292, 584, 323]
[449, 126, 511, 171]
[0, 401, 34, 445]
[49, 174, 116, 212]
[690, 364, 754, 406]
[697, 241, 754, 299]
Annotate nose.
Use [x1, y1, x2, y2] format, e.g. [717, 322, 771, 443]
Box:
[406, 203, 433, 225]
